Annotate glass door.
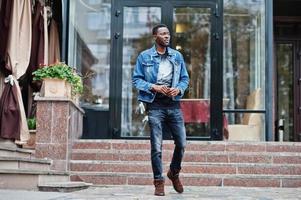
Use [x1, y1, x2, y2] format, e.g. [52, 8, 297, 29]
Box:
[111, 1, 163, 138]
[111, 0, 223, 140]
[122, 6, 161, 137]
[275, 41, 301, 141]
[172, 6, 212, 138]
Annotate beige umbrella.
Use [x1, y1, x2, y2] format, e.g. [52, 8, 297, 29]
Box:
[1, 0, 32, 144]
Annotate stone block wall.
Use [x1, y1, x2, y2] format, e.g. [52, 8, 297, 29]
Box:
[35, 97, 84, 171]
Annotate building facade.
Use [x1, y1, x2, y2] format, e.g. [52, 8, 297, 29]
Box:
[62, 0, 300, 142]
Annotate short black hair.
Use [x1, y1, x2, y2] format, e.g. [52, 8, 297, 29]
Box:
[152, 24, 168, 35]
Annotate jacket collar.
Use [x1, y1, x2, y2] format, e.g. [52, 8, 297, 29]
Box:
[150, 45, 175, 57]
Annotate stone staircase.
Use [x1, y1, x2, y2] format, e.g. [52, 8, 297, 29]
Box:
[0, 143, 90, 191]
[70, 140, 301, 188]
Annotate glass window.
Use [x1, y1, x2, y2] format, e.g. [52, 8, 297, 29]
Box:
[68, 0, 111, 108]
[89, 0, 102, 5]
[276, 43, 294, 141]
[223, 0, 266, 141]
[87, 12, 102, 30]
[226, 113, 265, 141]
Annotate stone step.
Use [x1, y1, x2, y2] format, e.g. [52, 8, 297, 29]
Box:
[71, 140, 301, 188]
[38, 181, 92, 192]
[71, 149, 301, 164]
[70, 160, 301, 175]
[0, 145, 34, 159]
[72, 140, 301, 153]
[0, 169, 69, 190]
[70, 172, 301, 188]
[0, 143, 90, 192]
[0, 156, 51, 171]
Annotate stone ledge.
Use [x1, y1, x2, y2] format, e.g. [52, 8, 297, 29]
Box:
[34, 96, 84, 114]
[38, 181, 92, 187]
[0, 143, 34, 154]
[73, 139, 301, 146]
[71, 148, 301, 156]
[0, 169, 69, 175]
[72, 140, 301, 153]
[0, 156, 51, 164]
[38, 181, 92, 192]
[70, 171, 301, 178]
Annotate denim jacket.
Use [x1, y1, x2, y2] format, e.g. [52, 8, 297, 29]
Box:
[132, 45, 189, 103]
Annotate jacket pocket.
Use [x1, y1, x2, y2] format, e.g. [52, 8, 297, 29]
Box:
[142, 62, 154, 77]
[142, 61, 154, 67]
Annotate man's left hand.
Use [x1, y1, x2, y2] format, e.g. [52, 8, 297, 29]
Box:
[167, 88, 180, 97]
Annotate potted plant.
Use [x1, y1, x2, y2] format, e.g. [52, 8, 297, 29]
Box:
[32, 62, 83, 100]
[27, 117, 36, 130]
[24, 117, 36, 149]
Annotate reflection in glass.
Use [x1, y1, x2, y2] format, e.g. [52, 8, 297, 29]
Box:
[68, 0, 111, 108]
[276, 44, 293, 141]
[173, 7, 211, 137]
[223, 0, 265, 139]
[226, 113, 265, 141]
[121, 7, 161, 137]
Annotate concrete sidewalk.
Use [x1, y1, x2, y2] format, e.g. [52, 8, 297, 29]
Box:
[1, 185, 301, 200]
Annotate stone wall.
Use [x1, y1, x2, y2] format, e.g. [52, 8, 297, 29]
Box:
[34, 97, 84, 171]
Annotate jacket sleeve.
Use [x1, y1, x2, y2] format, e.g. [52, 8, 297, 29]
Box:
[132, 54, 153, 94]
[176, 53, 189, 97]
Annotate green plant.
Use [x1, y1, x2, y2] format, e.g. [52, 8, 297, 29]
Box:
[27, 118, 36, 130]
[32, 62, 83, 95]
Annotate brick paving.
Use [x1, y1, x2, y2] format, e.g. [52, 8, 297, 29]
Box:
[1, 185, 301, 200]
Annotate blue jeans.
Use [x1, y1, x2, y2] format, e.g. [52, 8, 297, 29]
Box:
[148, 108, 186, 180]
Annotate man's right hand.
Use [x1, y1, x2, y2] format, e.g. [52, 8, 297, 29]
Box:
[151, 84, 170, 95]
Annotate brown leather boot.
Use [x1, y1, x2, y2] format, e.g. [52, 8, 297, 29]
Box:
[153, 179, 165, 196]
[167, 169, 184, 193]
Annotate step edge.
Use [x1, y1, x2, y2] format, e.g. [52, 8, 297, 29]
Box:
[69, 160, 301, 167]
[0, 169, 69, 175]
[70, 171, 301, 178]
[38, 181, 92, 187]
[0, 156, 51, 164]
[73, 139, 301, 146]
[71, 149, 301, 156]
[0, 146, 34, 154]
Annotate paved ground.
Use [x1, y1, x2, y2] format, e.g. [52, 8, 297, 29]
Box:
[1, 186, 301, 200]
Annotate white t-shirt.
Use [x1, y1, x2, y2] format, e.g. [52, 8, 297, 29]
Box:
[156, 55, 173, 86]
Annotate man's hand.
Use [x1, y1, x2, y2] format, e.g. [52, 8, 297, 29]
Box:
[151, 85, 180, 97]
[167, 87, 180, 97]
[151, 84, 170, 95]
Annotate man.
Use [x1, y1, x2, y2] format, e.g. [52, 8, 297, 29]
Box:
[132, 24, 189, 196]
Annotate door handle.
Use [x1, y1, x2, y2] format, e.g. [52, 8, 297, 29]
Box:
[114, 32, 120, 39]
[115, 10, 121, 17]
[278, 119, 284, 131]
[213, 33, 220, 40]
[278, 119, 285, 141]
[113, 128, 119, 136]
